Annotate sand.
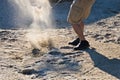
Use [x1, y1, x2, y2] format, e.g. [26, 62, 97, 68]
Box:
[0, 13, 120, 80]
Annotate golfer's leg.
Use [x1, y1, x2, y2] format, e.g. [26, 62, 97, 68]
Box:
[72, 22, 85, 41]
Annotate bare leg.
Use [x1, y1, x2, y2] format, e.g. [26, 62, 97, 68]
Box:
[71, 21, 90, 50]
[72, 21, 85, 41]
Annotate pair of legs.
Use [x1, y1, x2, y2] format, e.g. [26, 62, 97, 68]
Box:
[68, 0, 95, 50]
[69, 21, 90, 50]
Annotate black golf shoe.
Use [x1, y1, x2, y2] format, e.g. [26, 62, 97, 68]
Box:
[74, 40, 90, 50]
[68, 38, 80, 46]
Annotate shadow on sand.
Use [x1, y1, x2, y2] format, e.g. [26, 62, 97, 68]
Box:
[85, 48, 120, 79]
[1, 0, 120, 29]
[85, 0, 120, 24]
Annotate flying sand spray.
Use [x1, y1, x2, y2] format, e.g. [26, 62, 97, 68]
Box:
[25, 0, 55, 52]
[1, 0, 61, 53]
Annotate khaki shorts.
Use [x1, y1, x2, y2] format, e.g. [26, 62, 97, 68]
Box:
[67, 0, 95, 24]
